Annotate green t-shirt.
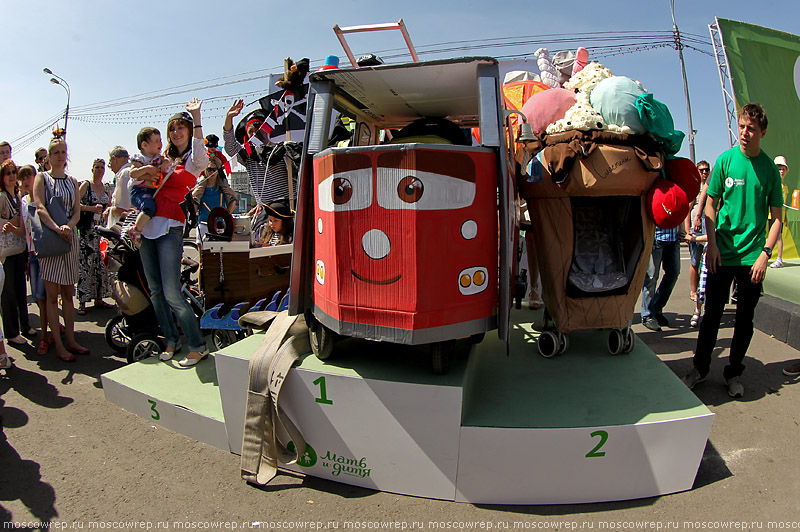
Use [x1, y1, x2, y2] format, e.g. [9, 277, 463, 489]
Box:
[706, 146, 783, 266]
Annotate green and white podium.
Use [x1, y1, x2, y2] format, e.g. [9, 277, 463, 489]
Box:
[102, 310, 713, 504]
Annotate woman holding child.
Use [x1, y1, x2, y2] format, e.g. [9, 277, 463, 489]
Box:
[76, 158, 112, 315]
[33, 138, 90, 361]
[135, 99, 208, 367]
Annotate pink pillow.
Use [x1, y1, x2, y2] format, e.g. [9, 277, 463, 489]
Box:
[522, 88, 577, 135]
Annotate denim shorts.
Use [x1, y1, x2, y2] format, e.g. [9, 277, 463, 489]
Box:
[130, 185, 157, 218]
[689, 241, 705, 268]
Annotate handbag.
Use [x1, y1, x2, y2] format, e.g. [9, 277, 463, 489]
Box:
[0, 193, 26, 258]
[77, 187, 97, 233]
[30, 174, 71, 258]
[0, 229, 26, 258]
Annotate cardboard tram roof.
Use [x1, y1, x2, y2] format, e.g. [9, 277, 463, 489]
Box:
[309, 57, 498, 129]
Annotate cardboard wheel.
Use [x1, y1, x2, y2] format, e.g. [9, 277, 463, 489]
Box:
[431, 340, 456, 374]
[309, 319, 334, 360]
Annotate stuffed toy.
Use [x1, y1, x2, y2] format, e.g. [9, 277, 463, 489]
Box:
[572, 47, 589, 76]
[589, 76, 647, 135]
[275, 57, 310, 94]
[535, 48, 561, 88]
[521, 88, 576, 135]
[552, 50, 575, 86]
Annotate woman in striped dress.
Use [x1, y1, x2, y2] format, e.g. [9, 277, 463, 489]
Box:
[32, 138, 89, 362]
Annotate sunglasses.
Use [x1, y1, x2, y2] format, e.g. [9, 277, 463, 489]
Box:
[3, 169, 18, 175]
[207, 167, 221, 173]
[698, 168, 710, 173]
[36, 157, 46, 162]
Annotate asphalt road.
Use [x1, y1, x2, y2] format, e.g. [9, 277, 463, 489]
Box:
[2, 245, 800, 529]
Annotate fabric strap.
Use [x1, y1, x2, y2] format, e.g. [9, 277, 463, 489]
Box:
[240, 310, 310, 485]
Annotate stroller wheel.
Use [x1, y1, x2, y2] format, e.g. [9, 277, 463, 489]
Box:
[557, 332, 569, 355]
[211, 329, 239, 351]
[537, 331, 559, 358]
[105, 315, 130, 352]
[608, 329, 625, 355]
[621, 327, 636, 354]
[126, 333, 165, 364]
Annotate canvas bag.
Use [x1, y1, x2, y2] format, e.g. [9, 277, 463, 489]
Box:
[240, 310, 310, 485]
[30, 173, 71, 258]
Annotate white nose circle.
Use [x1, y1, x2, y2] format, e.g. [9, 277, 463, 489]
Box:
[461, 219, 477, 240]
[362, 229, 391, 260]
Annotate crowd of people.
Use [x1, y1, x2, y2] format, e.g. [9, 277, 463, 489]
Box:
[0, 98, 296, 371]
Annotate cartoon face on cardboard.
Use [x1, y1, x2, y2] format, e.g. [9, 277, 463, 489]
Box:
[312, 146, 498, 333]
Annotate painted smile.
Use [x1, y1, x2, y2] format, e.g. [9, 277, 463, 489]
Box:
[351, 270, 402, 285]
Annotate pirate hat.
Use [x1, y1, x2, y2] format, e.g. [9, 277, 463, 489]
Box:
[235, 108, 268, 145]
[264, 199, 293, 219]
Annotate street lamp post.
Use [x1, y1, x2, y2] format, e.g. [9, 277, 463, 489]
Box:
[43, 68, 70, 140]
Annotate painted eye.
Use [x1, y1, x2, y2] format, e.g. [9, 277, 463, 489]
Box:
[473, 270, 486, 286]
[397, 176, 424, 203]
[332, 178, 353, 204]
[460, 274, 471, 288]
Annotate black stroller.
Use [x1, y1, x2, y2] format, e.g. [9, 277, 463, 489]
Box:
[99, 227, 203, 363]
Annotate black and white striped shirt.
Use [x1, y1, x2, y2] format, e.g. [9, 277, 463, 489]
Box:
[223, 128, 295, 205]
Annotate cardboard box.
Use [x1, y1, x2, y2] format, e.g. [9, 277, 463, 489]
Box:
[201, 244, 291, 307]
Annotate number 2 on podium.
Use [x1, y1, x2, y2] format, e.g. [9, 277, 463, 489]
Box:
[313, 376, 333, 405]
[586, 430, 608, 458]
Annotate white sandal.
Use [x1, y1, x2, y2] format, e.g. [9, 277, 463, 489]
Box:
[690, 311, 701, 328]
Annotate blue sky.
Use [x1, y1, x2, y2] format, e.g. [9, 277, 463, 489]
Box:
[2, 0, 800, 180]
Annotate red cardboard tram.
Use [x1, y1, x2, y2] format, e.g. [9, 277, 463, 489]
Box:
[289, 57, 517, 372]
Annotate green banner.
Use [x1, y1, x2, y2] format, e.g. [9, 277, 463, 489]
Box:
[718, 18, 800, 258]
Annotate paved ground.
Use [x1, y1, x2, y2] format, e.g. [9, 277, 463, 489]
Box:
[2, 245, 800, 529]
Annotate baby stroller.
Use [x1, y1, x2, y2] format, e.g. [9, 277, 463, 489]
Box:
[520, 132, 662, 358]
[99, 227, 203, 363]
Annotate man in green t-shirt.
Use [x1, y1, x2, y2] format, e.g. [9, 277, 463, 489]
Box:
[682, 103, 783, 398]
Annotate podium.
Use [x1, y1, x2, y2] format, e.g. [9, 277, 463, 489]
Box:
[104, 310, 713, 504]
